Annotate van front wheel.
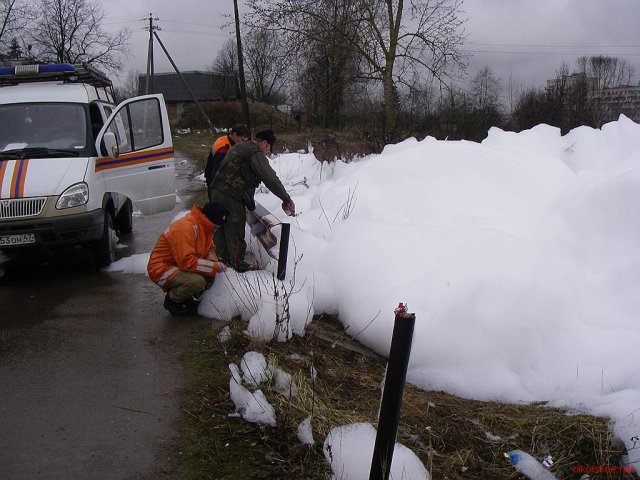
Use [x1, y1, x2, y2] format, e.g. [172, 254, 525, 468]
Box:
[115, 198, 133, 235]
[93, 211, 117, 267]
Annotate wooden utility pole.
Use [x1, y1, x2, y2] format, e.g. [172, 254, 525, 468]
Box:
[145, 13, 158, 94]
[233, 0, 251, 133]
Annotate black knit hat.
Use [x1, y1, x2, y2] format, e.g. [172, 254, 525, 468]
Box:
[201, 202, 228, 226]
[255, 129, 276, 148]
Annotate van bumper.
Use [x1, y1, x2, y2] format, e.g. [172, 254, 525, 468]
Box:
[0, 209, 104, 249]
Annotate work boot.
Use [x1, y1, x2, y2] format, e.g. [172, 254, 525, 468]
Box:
[185, 297, 201, 311]
[163, 293, 192, 317]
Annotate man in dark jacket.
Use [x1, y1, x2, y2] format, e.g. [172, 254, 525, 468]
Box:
[209, 130, 295, 272]
[204, 124, 250, 199]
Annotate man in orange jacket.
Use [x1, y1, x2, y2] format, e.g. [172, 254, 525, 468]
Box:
[147, 202, 229, 316]
[204, 124, 250, 199]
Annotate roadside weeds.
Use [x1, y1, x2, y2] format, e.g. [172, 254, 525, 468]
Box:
[180, 316, 624, 479]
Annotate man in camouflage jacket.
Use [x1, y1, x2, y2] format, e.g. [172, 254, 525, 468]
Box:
[209, 130, 295, 272]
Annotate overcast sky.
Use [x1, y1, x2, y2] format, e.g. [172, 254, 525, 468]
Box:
[98, 0, 640, 97]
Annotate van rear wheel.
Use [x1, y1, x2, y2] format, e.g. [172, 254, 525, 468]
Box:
[93, 211, 117, 267]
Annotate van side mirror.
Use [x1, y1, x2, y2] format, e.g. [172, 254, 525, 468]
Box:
[103, 131, 119, 158]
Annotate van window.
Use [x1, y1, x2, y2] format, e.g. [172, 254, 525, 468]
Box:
[129, 99, 163, 149]
[103, 98, 163, 155]
[0, 103, 87, 154]
[89, 103, 105, 141]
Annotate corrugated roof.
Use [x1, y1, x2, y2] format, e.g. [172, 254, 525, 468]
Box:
[137, 71, 226, 102]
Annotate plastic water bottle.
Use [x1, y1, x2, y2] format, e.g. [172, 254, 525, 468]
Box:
[507, 450, 558, 480]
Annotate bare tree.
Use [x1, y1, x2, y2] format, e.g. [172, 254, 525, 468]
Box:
[575, 55, 635, 125]
[210, 37, 239, 101]
[247, 0, 467, 142]
[211, 38, 238, 76]
[0, 0, 32, 54]
[510, 87, 551, 132]
[506, 72, 522, 117]
[292, 27, 360, 127]
[293, 0, 361, 128]
[576, 55, 634, 90]
[546, 57, 633, 130]
[243, 28, 290, 104]
[434, 86, 467, 138]
[27, 0, 130, 73]
[113, 69, 140, 101]
[396, 74, 435, 134]
[470, 66, 500, 111]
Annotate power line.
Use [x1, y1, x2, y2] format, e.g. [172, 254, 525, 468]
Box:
[465, 41, 640, 57]
[157, 28, 229, 37]
[161, 19, 222, 29]
[103, 20, 142, 26]
[130, 26, 229, 38]
[467, 49, 640, 56]
[105, 17, 226, 34]
[468, 42, 640, 48]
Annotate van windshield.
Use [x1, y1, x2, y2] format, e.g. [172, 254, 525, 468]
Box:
[0, 103, 87, 156]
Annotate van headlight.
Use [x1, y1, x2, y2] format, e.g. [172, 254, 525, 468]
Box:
[56, 182, 89, 209]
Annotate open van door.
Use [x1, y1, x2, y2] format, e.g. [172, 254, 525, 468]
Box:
[95, 94, 176, 215]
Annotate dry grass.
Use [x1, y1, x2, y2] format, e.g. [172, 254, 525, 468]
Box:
[172, 129, 377, 168]
[178, 100, 290, 132]
[181, 315, 627, 479]
[173, 99, 382, 162]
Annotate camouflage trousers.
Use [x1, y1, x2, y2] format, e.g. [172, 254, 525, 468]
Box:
[209, 190, 249, 270]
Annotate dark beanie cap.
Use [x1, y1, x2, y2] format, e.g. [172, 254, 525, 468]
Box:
[255, 129, 276, 148]
[201, 202, 228, 226]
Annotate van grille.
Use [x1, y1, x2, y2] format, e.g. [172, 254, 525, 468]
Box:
[0, 198, 47, 219]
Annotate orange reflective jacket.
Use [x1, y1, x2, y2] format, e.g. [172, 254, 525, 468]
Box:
[147, 205, 222, 290]
[212, 135, 231, 154]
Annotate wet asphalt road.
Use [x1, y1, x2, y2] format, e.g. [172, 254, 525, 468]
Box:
[0, 152, 211, 480]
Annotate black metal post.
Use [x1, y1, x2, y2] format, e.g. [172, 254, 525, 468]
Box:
[276, 223, 290, 280]
[369, 304, 416, 480]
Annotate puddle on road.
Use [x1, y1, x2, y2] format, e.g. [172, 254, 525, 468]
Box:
[175, 152, 206, 196]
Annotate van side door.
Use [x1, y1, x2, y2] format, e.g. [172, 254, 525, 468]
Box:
[95, 94, 176, 216]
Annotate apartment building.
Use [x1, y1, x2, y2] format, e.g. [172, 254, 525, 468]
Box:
[596, 83, 640, 122]
[546, 73, 640, 123]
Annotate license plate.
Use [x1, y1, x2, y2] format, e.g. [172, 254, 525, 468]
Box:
[0, 233, 36, 246]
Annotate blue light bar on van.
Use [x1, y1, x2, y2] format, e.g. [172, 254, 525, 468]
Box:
[0, 66, 18, 76]
[0, 63, 75, 77]
[0, 62, 111, 89]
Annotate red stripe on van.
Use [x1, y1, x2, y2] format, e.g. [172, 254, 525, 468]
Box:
[95, 147, 174, 173]
[10, 159, 29, 199]
[16, 159, 29, 197]
[0, 161, 8, 197]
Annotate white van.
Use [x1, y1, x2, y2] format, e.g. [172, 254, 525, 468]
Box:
[0, 63, 176, 266]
